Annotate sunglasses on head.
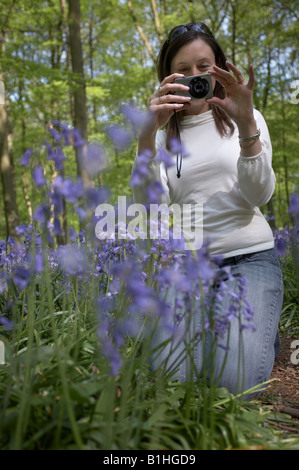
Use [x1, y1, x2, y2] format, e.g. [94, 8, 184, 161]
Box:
[168, 22, 214, 44]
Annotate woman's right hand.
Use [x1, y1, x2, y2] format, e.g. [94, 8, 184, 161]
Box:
[138, 73, 191, 154]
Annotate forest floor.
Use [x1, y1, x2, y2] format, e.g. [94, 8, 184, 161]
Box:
[258, 335, 299, 436]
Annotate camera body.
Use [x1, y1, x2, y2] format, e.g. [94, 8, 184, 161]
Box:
[174, 73, 213, 100]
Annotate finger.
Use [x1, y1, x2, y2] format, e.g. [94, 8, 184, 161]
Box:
[159, 93, 192, 104]
[156, 77, 190, 98]
[149, 102, 188, 113]
[247, 64, 255, 90]
[160, 73, 185, 87]
[160, 82, 190, 95]
[151, 94, 192, 107]
[226, 61, 244, 78]
[207, 65, 236, 87]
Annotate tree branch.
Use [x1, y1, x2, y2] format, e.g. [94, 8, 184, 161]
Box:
[150, 0, 164, 43]
[126, 0, 156, 63]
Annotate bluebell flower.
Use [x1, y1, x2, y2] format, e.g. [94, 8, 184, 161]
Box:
[34, 253, 44, 273]
[71, 128, 86, 148]
[289, 193, 299, 222]
[130, 170, 145, 187]
[146, 181, 165, 204]
[50, 192, 63, 217]
[53, 217, 63, 236]
[32, 165, 47, 188]
[120, 103, 147, 133]
[85, 186, 110, 210]
[106, 124, 133, 150]
[0, 316, 14, 330]
[83, 143, 108, 176]
[53, 176, 85, 203]
[156, 148, 175, 168]
[169, 137, 189, 159]
[76, 207, 88, 221]
[47, 125, 63, 144]
[13, 267, 31, 291]
[49, 120, 71, 146]
[19, 149, 33, 167]
[57, 244, 88, 276]
[69, 228, 78, 241]
[7, 236, 16, 247]
[15, 225, 28, 237]
[47, 146, 66, 171]
[33, 203, 49, 223]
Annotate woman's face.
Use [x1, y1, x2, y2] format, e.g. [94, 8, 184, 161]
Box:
[170, 38, 216, 114]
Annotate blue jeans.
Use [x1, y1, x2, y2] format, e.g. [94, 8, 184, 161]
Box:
[149, 248, 283, 400]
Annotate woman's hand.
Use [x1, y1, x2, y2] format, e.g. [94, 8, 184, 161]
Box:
[207, 62, 262, 156]
[138, 73, 191, 155]
[206, 61, 255, 125]
[148, 73, 192, 129]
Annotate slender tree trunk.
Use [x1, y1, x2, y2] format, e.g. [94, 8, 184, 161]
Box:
[0, 92, 19, 237]
[150, 0, 164, 43]
[261, 47, 272, 113]
[230, 0, 237, 64]
[46, 17, 68, 245]
[88, 9, 98, 133]
[60, 0, 74, 124]
[18, 78, 32, 223]
[0, 22, 19, 237]
[68, 0, 89, 185]
[126, 0, 156, 62]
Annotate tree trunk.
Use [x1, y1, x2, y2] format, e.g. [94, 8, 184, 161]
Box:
[88, 8, 98, 133]
[19, 77, 32, 223]
[230, 0, 237, 64]
[68, 0, 89, 185]
[127, 0, 156, 63]
[60, 0, 74, 124]
[261, 47, 272, 113]
[0, 88, 19, 237]
[150, 0, 164, 43]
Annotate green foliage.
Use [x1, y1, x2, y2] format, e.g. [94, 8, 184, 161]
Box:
[0, 242, 298, 450]
[0, 0, 299, 450]
[0, 0, 298, 234]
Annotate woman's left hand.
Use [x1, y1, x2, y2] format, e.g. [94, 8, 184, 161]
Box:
[206, 61, 255, 125]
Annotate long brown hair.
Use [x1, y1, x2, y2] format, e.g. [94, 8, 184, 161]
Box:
[157, 28, 235, 147]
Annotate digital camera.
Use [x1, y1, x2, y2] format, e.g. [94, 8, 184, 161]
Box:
[174, 73, 213, 100]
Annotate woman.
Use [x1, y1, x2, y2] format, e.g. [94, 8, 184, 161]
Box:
[132, 22, 283, 398]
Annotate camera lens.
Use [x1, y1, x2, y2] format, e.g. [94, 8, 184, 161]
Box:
[188, 77, 210, 99]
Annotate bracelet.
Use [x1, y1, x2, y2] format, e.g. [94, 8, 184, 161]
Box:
[239, 129, 260, 148]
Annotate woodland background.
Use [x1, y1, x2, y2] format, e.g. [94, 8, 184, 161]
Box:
[0, 0, 299, 240]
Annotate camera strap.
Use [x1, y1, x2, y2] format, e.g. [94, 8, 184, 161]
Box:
[174, 110, 182, 178]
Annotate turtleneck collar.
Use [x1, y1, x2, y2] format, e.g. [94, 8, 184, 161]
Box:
[180, 109, 214, 128]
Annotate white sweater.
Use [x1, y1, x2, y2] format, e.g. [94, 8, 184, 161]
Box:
[132, 108, 275, 258]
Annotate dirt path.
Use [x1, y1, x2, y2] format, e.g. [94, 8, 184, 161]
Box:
[260, 335, 299, 432]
